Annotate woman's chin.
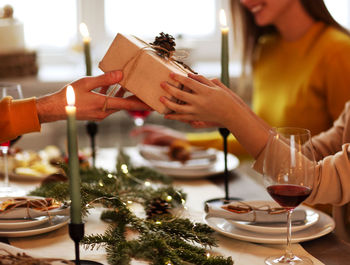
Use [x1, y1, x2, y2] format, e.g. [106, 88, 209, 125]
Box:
[254, 14, 272, 27]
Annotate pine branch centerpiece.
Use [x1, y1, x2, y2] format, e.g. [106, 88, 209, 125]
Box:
[30, 150, 233, 265]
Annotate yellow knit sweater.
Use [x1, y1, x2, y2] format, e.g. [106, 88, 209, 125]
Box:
[187, 22, 350, 158]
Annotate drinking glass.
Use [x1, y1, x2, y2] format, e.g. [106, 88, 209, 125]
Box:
[0, 82, 24, 196]
[263, 127, 316, 265]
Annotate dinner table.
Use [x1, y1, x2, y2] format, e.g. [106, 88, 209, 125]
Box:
[0, 147, 349, 265]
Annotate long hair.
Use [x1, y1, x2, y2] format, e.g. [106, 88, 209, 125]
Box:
[231, 0, 349, 72]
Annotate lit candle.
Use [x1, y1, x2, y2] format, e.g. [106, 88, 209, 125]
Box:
[80, 23, 98, 167]
[219, 9, 230, 87]
[66, 85, 82, 224]
[79, 23, 92, 76]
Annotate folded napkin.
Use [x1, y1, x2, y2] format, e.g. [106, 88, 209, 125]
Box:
[205, 202, 306, 223]
[0, 206, 69, 220]
[0, 197, 69, 219]
[0, 243, 73, 264]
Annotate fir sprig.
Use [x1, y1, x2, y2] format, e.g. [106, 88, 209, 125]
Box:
[29, 181, 69, 202]
[29, 149, 233, 265]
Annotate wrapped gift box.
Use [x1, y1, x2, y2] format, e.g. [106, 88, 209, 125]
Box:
[99, 33, 192, 114]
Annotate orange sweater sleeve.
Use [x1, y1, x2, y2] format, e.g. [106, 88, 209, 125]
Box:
[0, 96, 41, 143]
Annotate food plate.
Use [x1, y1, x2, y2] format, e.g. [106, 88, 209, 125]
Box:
[135, 146, 239, 178]
[139, 144, 218, 162]
[0, 146, 62, 181]
[227, 201, 319, 234]
[204, 206, 334, 244]
[0, 216, 49, 230]
[3, 172, 48, 181]
[0, 215, 69, 237]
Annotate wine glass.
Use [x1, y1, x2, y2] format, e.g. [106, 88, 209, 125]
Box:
[127, 110, 151, 127]
[0, 82, 25, 196]
[120, 88, 150, 127]
[263, 127, 316, 265]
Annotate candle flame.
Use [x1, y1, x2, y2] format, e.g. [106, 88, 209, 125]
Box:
[66, 85, 75, 106]
[219, 9, 227, 27]
[79, 22, 90, 38]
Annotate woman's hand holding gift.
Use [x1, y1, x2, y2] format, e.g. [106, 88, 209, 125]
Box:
[159, 72, 236, 128]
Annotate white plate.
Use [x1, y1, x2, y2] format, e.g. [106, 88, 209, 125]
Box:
[204, 207, 335, 244]
[0, 215, 69, 237]
[227, 201, 319, 234]
[130, 147, 239, 178]
[0, 216, 49, 230]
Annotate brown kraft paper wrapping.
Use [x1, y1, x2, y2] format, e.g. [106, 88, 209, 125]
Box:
[99, 33, 191, 114]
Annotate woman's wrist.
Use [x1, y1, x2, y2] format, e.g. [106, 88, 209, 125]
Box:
[36, 92, 66, 124]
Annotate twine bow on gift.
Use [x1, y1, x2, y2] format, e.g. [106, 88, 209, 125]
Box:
[102, 33, 196, 112]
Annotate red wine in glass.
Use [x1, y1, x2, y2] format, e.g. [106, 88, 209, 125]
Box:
[0, 141, 10, 149]
[127, 110, 151, 127]
[0, 136, 21, 157]
[267, 184, 312, 210]
[263, 127, 315, 265]
[0, 82, 25, 196]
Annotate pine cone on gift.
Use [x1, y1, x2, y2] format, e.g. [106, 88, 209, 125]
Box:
[150, 32, 176, 57]
[145, 198, 171, 219]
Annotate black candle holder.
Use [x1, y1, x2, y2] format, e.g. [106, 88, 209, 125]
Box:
[205, 128, 241, 207]
[69, 223, 102, 265]
[85, 121, 98, 167]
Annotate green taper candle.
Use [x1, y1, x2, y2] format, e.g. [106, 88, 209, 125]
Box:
[220, 9, 230, 87]
[79, 23, 92, 76]
[66, 85, 82, 224]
